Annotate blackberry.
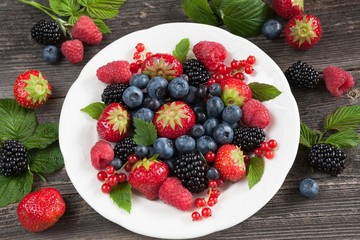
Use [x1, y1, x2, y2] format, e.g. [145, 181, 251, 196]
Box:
[0, 140, 29, 177]
[101, 83, 128, 105]
[173, 152, 208, 193]
[308, 143, 346, 176]
[113, 137, 137, 163]
[285, 61, 320, 88]
[232, 127, 266, 152]
[31, 20, 64, 45]
[182, 59, 211, 87]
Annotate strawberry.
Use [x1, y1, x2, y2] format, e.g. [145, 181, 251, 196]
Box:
[128, 155, 169, 200]
[141, 53, 182, 80]
[193, 41, 228, 72]
[61, 39, 84, 64]
[214, 144, 246, 182]
[97, 102, 130, 142]
[71, 16, 102, 45]
[17, 188, 65, 232]
[153, 101, 196, 139]
[285, 15, 322, 49]
[159, 177, 192, 211]
[220, 77, 252, 107]
[272, 0, 304, 19]
[13, 70, 52, 109]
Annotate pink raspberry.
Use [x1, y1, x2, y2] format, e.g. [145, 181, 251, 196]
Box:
[71, 16, 102, 45]
[241, 99, 271, 129]
[193, 41, 227, 71]
[323, 66, 354, 97]
[90, 140, 114, 170]
[61, 39, 84, 64]
[159, 177, 192, 211]
[96, 60, 132, 84]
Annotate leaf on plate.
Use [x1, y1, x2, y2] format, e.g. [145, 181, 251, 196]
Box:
[300, 122, 319, 148]
[78, 0, 126, 20]
[322, 129, 360, 149]
[22, 122, 59, 150]
[80, 102, 107, 120]
[172, 38, 190, 63]
[29, 141, 64, 174]
[324, 105, 360, 132]
[248, 82, 281, 102]
[181, 0, 218, 26]
[133, 118, 157, 146]
[49, 0, 80, 17]
[246, 156, 264, 189]
[110, 182, 132, 213]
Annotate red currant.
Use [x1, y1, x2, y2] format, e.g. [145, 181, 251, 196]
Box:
[230, 59, 241, 69]
[194, 198, 206, 208]
[244, 154, 251, 164]
[208, 180, 217, 189]
[201, 207, 212, 218]
[97, 171, 107, 182]
[207, 197, 217, 207]
[239, 60, 247, 67]
[260, 142, 269, 151]
[216, 64, 228, 74]
[108, 175, 119, 186]
[136, 59, 143, 66]
[254, 148, 263, 157]
[214, 73, 224, 82]
[191, 211, 201, 221]
[216, 178, 223, 187]
[101, 183, 112, 194]
[224, 72, 231, 78]
[268, 139, 278, 149]
[145, 52, 152, 58]
[233, 72, 245, 80]
[128, 154, 139, 165]
[207, 78, 216, 87]
[246, 55, 256, 65]
[133, 51, 141, 60]
[205, 151, 216, 162]
[244, 65, 254, 74]
[135, 43, 145, 52]
[130, 62, 139, 73]
[125, 162, 133, 172]
[117, 173, 127, 183]
[265, 150, 275, 159]
[105, 165, 115, 175]
[210, 189, 221, 198]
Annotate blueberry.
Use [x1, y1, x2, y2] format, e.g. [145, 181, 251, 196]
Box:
[175, 135, 196, 153]
[209, 83, 221, 96]
[153, 137, 175, 159]
[262, 18, 283, 40]
[143, 97, 162, 110]
[299, 178, 319, 198]
[164, 158, 175, 175]
[147, 146, 155, 158]
[122, 86, 144, 108]
[193, 101, 206, 113]
[206, 167, 220, 180]
[110, 158, 123, 170]
[195, 111, 207, 124]
[203, 117, 219, 136]
[213, 123, 234, 144]
[135, 145, 148, 159]
[42, 45, 60, 64]
[130, 74, 150, 89]
[196, 85, 209, 100]
[133, 107, 154, 122]
[222, 105, 242, 123]
[196, 135, 218, 154]
[181, 86, 197, 105]
[190, 124, 205, 138]
[168, 77, 189, 98]
[206, 96, 225, 117]
[146, 76, 168, 99]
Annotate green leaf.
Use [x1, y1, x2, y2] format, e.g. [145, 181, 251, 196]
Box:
[110, 182, 131, 213]
[323, 130, 360, 149]
[133, 118, 157, 146]
[248, 82, 281, 102]
[80, 102, 107, 120]
[0, 170, 33, 207]
[324, 105, 360, 132]
[79, 0, 126, 19]
[0, 99, 37, 143]
[181, 0, 218, 26]
[22, 122, 58, 149]
[246, 156, 264, 189]
[300, 122, 319, 148]
[29, 142, 64, 174]
[93, 18, 111, 34]
[49, 0, 80, 16]
[172, 38, 190, 63]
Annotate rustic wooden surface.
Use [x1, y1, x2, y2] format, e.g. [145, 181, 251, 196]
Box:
[1, 0, 359, 239]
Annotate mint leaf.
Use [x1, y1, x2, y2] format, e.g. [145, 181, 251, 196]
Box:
[181, 0, 218, 26]
[29, 142, 64, 174]
[49, 0, 80, 17]
[93, 18, 111, 34]
[133, 118, 157, 146]
[22, 122, 58, 149]
[110, 182, 131, 213]
[0, 99, 37, 143]
[78, 0, 126, 19]
[324, 105, 360, 132]
[323, 130, 360, 149]
[172, 38, 190, 63]
[248, 82, 281, 102]
[246, 156, 264, 189]
[0, 170, 33, 207]
[81, 102, 106, 120]
[300, 122, 319, 148]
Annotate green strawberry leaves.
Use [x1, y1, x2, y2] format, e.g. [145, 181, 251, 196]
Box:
[110, 182, 132, 213]
[172, 38, 190, 63]
[133, 118, 157, 146]
[246, 156, 264, 189]
[248, 82, 281, 102]
[181, 0, 218, 26]
[81, 102, 107, 120]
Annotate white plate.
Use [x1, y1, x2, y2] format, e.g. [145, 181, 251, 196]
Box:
[59, 23, 300, 239]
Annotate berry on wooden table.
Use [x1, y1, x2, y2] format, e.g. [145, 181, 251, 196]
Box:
[262, 18, 283, 40]
[42, 45, 60, 64]
[61, 39, 84, 64]
[299, 178, 319, 198]
[71, 16, 102, 45]
[285, 61, 320, 88]
[323, 66, 355, 97]
[31, 20, 64, 45]
[0, 140, 29, 177]
[272, 0, 304, 19]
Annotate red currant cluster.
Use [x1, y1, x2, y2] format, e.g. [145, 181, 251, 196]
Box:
[254, 139, 278, 159]
[129, 43, 152, 73]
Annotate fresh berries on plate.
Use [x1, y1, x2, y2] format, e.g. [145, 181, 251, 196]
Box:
[193, 41, 227, 71]
[299, 178, 319, 198]
[159, 177, 193, 211]
[220, 78, 252, 107]
[113, 137, 137, 164]
[101, 83, 128, 105]
[13, 70, 52, 109]
[90, 140, 114, 170]
[17, 188, 65, 232]
[141, 53, 182, 80]
[42, 45, 60, 64]
[61, 39, 84, 64]
[261, 18, 283, 40]
[323, 66, 355, 97]
[71, 16, 103, 45]
[272, 0, 304, 19]
[0, 140, 29, 177]
[182, 59, 211, 87]
[232, 126, 266, 152]
[215, 144, 246, 182]
[31, 20, 64, 45]
[285, 61, 320, 88]
[241, 99, 271, 129]
[96, 60, 132, 84]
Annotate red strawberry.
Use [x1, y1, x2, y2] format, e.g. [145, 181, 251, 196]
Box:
[128, 155, 169, 200]
[71, 15, 102, 45]
[13, 70, 52, 109]
[193, 41, 227, 72]
[141, 53, 182, 80]
[153, 101, 196, 139]
[159, 177, 192, 211]
[214, 144, 246, 182]
[61, 39, 84, 64]
[17, 188, 66, 232]
[272, 0, 304, 19]
[241, 99, 271, 129]
[90, 140, 114, 170]
[97, 102, 130, 142]
[323, 66, 355, 97]
[285, 15, 322, 49]
[220, 78, 252, 107]
[96, 60, 132, 84]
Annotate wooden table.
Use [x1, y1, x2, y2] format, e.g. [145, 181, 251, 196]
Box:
[1, 0, 359, 239]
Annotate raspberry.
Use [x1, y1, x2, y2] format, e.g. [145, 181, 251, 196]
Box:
[323, 66, 354, 97]
[0, 140, 29, 177]
[158, 177, 193, 211]
[71, 16, 103, 45]
[61, 39, 84, 64]
[96, 61, 132, 84]
[90, 140, 114, 170]
[241, 99, 271, 129]
[193, 41, 227, 71]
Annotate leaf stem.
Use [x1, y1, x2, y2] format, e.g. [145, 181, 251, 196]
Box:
[34, 171, 47, 182]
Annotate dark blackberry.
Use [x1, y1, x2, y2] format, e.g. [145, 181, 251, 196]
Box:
[31, 20, 64, 45]
[173, 152, 208, 193]
[182, 59, 211, 87]
[232, 127, 266, 152]
[0, 140, 29, 177]
[285, 61, 320, 88]
[101, 84, 128, 105]
[308, 143, 346, 176]
[113, 137, 137, 163]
